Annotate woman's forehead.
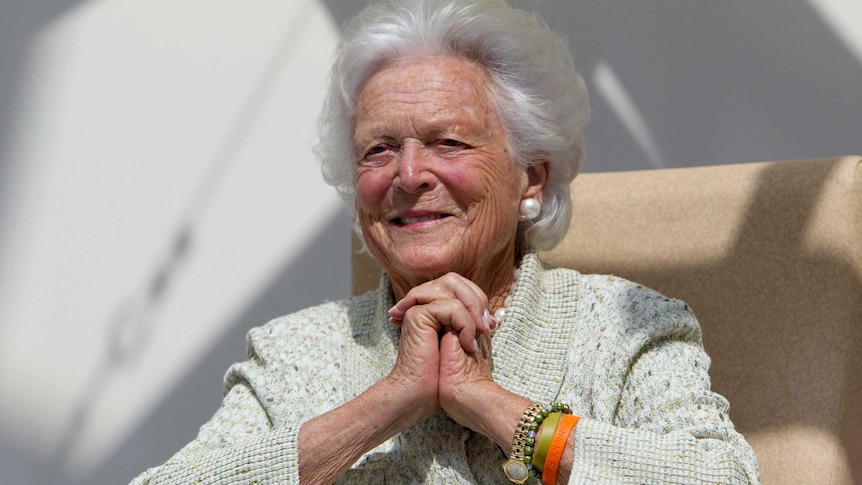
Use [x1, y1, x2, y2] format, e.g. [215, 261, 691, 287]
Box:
[354, 57, 499, 135]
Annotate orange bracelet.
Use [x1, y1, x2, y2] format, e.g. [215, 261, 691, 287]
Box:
[541, 414, 579, 485]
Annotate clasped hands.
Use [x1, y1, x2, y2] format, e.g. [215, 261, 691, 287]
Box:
[386, 272, 503, 436]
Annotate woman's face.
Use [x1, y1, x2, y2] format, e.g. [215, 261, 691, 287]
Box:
[353, 56, 541, 293]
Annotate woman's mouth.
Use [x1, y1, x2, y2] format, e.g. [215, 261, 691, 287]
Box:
[391, 213, 450, 226]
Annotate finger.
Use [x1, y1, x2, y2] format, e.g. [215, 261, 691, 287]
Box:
[403, 300, 479, 354]
[391, 273, 487, 318]
[447, 274, 493, 335]
[390, 274, 490, 333]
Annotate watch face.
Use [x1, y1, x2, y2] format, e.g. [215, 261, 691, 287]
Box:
[503, 459, 529, 483]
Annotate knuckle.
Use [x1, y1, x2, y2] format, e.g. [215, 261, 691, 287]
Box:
[442, 272, 462, 284]
[403, 305, 425, 322]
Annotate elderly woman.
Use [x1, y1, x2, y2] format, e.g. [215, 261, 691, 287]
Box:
[133, 0, 759, 483]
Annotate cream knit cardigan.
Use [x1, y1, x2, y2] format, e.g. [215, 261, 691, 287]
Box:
[132, 253, 759, 484]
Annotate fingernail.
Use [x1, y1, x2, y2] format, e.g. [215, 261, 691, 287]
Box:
[388, 305, 398, 315]
[472, 339, 480, 353]
[483, 309, 494, 332]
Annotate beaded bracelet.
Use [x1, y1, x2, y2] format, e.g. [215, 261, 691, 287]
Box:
[503, 402, 572, 484]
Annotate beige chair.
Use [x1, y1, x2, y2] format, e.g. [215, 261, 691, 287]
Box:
[352, 156, 862, 485]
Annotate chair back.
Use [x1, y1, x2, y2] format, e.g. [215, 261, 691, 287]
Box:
[352, 156, 862, 485]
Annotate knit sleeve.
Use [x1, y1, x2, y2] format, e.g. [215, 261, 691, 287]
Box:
[128, 295, 388, 484]
[126, 370, 300, 485]
[566, 289, 760, 484]
[128, 355, 302, 484]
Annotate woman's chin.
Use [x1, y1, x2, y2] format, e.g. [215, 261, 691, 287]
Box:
[389, 249, 462, 281]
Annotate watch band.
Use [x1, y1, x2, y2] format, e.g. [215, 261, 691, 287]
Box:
[503, 402, 544, 484]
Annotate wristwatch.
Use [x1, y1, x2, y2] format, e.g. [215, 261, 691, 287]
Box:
[503, 402, 543, 484]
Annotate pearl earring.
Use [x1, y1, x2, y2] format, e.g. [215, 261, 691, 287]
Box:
[519, 198, 541, 220]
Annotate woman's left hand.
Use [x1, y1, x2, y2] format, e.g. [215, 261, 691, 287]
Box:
[437, 301, 531, 451]
[437, 325, 498, 430]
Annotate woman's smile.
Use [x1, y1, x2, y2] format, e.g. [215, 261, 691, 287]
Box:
[391, 211, 453, 227]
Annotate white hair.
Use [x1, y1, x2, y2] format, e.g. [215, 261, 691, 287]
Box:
[315, 0, 590, 251]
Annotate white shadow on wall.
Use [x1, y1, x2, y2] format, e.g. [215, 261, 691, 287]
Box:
[807, 0, 862, 62]
[593, 61, 666, 169]
[45, 2, 330, 480]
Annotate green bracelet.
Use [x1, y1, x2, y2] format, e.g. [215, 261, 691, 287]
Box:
[532, 411, 562, 473]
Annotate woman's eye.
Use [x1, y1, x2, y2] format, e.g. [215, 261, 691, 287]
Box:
[359, 144, 395, 166]
[437, 139, 468, 149]
[364, 144, 392, 157]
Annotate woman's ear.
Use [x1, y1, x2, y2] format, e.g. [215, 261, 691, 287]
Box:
[523, 161, 550, 201]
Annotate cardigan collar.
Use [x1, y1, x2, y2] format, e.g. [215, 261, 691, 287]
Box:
[491, 252, 578, 403]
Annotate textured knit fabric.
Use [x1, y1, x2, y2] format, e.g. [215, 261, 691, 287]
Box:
[131, 253, 760, 484]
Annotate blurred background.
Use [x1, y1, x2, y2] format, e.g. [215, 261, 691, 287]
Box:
[0, 0, 859, 483]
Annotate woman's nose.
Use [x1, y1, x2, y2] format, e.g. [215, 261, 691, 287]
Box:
[395, 142, 435, 193]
